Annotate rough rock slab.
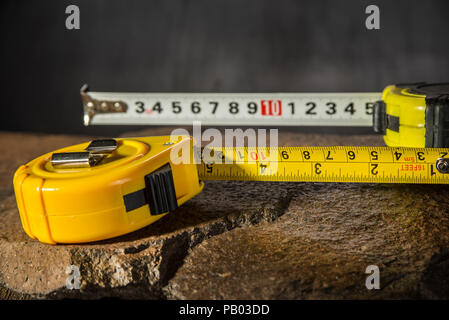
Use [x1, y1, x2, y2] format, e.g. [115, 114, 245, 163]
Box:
[0, 129, 448, 299]
[166, 183, 449, 299]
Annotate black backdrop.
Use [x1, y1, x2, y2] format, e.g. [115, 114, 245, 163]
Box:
[1, 0, 448, 135]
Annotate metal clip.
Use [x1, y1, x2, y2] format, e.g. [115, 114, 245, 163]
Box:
[51, 152, 105, 168]
[86, 139, 118, 153]
[435, 158, 449, 174]
[51, 139, 118, 168]
[81, 84, 128, 126]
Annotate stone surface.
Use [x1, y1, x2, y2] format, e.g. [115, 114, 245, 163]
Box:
[166, 183, 449, 299]
[0, 129, 448, 299]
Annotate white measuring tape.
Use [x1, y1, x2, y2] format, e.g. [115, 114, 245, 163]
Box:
[81, 85, 380, 127]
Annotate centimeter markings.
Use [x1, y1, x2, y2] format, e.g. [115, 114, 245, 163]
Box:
[197, 146, 449, 184]
[87, 91, 381, 126]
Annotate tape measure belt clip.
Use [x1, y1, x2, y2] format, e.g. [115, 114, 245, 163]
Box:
[51, 139, 119, 168]
[51, 152, 105, 168]
[85, 138, 118, 153]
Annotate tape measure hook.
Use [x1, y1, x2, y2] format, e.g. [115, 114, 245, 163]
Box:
[81, 84, 128, 126]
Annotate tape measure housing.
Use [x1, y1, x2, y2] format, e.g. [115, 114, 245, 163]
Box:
[374, 83, 449, 148]
[13, 136, 203, 244]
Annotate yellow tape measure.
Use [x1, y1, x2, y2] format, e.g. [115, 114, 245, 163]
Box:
[13, 136, 449, 244]
[13, 137, 203, 245]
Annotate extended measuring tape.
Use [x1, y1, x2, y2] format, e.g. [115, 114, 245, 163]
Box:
[14, 136, 449, 244]
[81, 82, 449, 148]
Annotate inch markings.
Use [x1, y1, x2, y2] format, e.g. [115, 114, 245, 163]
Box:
[198, 146, 449, 184]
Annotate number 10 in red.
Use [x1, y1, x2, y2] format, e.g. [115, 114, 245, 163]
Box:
[261, 100, 282, 116]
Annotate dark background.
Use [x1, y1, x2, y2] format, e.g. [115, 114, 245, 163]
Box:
[1, 0, 448, 136]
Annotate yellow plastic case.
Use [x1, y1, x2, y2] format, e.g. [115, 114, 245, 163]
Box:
[374, 83, 449, 148]
[13, 136, 203, 244]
